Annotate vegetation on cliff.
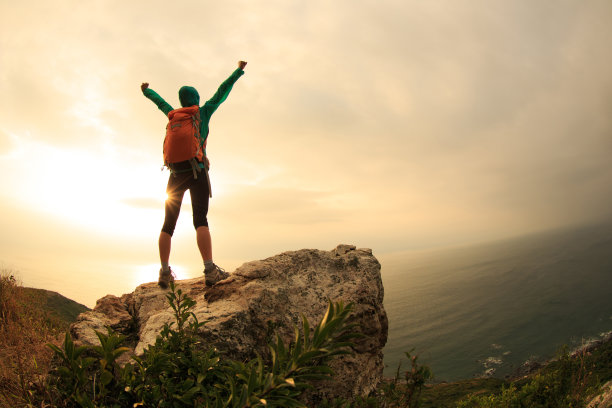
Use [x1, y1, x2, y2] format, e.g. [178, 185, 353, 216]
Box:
[1, 271, 68, 406]
[1, 269, 611, 407]
[418, 338, 612, 407]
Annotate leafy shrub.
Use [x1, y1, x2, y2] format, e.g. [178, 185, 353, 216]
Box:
[47, 282, 359, 407]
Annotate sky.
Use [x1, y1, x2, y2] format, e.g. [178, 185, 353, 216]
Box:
[1, 0, 611, 307]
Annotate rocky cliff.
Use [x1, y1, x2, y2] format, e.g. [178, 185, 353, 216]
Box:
[71, 244, 388, 402]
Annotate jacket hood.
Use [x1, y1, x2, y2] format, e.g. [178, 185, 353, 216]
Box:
[178, 86, 200, 107]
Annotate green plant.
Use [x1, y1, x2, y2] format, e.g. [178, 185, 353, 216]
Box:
[47, 332, 97, 406]
[47, 282, 359, 407]
[121, 284, 223, 406]
[456, 347, 596, 408]
[220, 299, 359, 407]
[379, 349, 432, 408]
[318, 349, 433, 408]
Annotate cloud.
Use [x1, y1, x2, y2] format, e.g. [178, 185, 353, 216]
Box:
[3, 0, 612, 306]
[0, 130, 14, 154]
[215, 185, 350, 225]
[2, 0, 612, 254]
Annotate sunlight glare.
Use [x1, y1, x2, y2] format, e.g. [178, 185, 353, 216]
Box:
[5, 139, 166, 238]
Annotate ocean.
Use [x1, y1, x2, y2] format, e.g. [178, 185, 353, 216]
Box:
[379, 222, 612, 381]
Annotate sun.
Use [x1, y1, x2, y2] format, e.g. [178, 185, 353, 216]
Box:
[12, 143, 169, 238]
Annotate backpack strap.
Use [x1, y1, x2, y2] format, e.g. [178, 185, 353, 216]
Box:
[188, 158, 202, 180]
[187, 158, 212, 198]
[203, 160, 212, 198]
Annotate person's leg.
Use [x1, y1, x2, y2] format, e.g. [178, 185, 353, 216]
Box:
[159, 231, 172, 265]
[189, 172, 212, 263]
[189, 167, 228, 286]
[160, 174, 188, 267]
[196, 226, 212, 262]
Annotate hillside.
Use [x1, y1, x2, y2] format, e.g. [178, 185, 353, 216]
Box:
[22, 286, 90, 326]
[1, 274, 85, 406]
[417, 334, 612, 407]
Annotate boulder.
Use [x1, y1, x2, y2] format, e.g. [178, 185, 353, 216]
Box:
[71, 244, 388, 403]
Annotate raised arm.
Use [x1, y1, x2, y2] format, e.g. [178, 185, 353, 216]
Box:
[202, 61, 247, 117]
[141, 83, 174, 116]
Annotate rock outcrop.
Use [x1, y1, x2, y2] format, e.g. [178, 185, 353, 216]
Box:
[71, 244, 388, 403]
[587, 380, 612, 408]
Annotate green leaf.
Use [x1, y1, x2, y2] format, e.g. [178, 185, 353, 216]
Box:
[113, 346, 131, 358]
[292, 327, 303, 357]
[100, 369, 113, 386]
[82, 357, 96, 368]
[321, 301, 332, 325]
[296, 350, 325, 364]
[56, 366, 72, 377]
[247, 366, 257, 394]
[296, 365, 334, 375]
[302, 315, 310, 349]
[47, 342, 65, 359]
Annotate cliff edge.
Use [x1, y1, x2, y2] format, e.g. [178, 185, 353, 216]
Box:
[70, 244, 388, 402]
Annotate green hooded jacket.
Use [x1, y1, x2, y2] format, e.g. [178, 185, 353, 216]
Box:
[142, 68, 245, 164]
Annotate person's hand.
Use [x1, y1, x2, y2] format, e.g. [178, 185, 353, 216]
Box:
[141, 82, 149, 92]
[238, 61, 247, 70]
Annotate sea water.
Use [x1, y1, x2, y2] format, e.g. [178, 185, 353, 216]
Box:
[380, 222, 612, 381]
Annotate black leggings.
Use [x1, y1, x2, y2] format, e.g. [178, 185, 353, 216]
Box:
[161, 171, 209, 236]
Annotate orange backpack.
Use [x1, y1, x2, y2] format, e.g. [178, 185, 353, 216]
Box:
[163, 106, 204, 178]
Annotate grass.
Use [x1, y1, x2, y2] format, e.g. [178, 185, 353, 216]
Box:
[418, 378, 507, 407]
[0, 269, 84, 406]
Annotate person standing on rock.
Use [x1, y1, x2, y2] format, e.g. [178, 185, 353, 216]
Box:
[141, 60, 247, 289]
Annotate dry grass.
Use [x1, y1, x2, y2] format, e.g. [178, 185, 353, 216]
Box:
[0, 270, 65, 407]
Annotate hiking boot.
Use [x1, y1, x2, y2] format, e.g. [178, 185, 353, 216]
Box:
[204, 264, 229, 287]
[158, 267, 175, 289]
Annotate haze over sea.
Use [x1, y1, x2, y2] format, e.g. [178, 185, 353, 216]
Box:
[379, 221, 612, 381]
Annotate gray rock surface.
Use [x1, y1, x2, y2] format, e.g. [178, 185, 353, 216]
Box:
[71, 244, 388, 402]
[586, 380, 612, 408]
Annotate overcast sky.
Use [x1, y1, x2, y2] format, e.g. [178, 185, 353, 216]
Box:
[1, 0, 611, 306]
